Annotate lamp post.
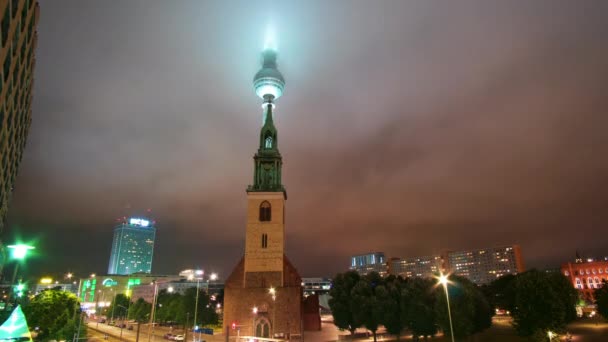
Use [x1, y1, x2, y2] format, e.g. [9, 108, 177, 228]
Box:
[189, 270, 203, 342]
[7, 244, 35, 302]
[252, 306, 258, 337]
[438, 274, 455, 342]
[269, 287, 277, 338]
[116, 304, 128, 341]
[148, 281, 160, 342]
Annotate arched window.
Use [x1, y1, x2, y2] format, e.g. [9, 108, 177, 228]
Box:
[259, 201, 271, 222]
[265, 136, 273, 148]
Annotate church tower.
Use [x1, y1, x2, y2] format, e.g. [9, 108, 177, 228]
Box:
[223, 45, 310, 339]
[244, 49, 287, 284]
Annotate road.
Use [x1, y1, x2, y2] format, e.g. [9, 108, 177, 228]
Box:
[86, 322, 223, 342]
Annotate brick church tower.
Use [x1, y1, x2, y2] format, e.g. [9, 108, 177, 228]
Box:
[223, 46, 306, 340]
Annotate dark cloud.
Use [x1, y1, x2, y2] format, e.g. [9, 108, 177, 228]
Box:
[6, 0, 608, 278]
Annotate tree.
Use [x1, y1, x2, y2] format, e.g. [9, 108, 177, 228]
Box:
[104, 293, 130, 321]
[596, 280, 608, 320]
[329, 271, 363, 335]
[402, 277, 438, 340]
[483, 274, 516, 312]
[128, 297, 152, 322]
[351, 272, 385, 342]
[435, 275, 492, 339]
[23, 289, 83, 341]
[381, 276, 406, 340]
[511, 270, 577, 337]
[183, 287, 219, 327]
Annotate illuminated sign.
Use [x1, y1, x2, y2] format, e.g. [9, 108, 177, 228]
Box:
[102, 278, 118, 287]
[129, 218, 150, 227]
[127, 278, 141, 286]
[40, 278, 53, 284]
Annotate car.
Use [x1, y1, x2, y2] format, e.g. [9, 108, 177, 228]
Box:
[173, 335, 185, 341]
[163, 334, 175, 340]
[127, 325, 134, 331]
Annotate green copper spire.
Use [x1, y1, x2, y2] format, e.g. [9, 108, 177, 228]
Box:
[248, 49, 286, 194]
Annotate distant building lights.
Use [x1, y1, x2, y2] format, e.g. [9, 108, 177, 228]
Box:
[129, 218, 150, 227]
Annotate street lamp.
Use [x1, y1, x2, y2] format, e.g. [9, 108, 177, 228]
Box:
[438, 274, 455, 342]
[252, 306, 258, 337]
[147, 281, 161, 342]
[7, 244, 35, 293]
[191, 270, 203, 342]
[269, 287, 277, 338]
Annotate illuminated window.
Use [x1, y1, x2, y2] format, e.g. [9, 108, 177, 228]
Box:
[259, 201, 271, 222]
[564, 271, 569, 276]
[265, 136, 273, 149]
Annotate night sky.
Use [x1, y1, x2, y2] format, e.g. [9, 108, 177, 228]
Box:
[5, 0, 608, 279]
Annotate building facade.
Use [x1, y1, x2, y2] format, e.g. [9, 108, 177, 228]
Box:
[561, 256, 608, 302]
[0, 0, 39, 272]
[350, 252, 387, 276]
[223, 46, 317, 340]
[301, 278, 331, 296]
[78, 273, 181, 313]
[107, 217, 156, 275]
[389, 255, 444, 278]
[446, 245, 524, 285]
[356, 245, 524, 285]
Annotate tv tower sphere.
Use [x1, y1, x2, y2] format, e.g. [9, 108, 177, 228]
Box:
[253, 49, 285, 101]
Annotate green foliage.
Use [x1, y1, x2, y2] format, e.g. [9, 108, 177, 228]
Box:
[351, 272, 386, 341]
[511, 270, 577, 337]
[104, 293, 130, 320]
[329, 271, 363, 334]
[128, 297, 152, 322]
[329, 272, 491, 340]
[483, 274, 517, 312]
[182, 287, 219, 326]
[129, 288, 219, 327]
[401, 277, 438, 339]
[435, 275, 492, 338]
[23, 289, 83, 341]
[596, 280, 608, 320]
[382, 276, 406, 339]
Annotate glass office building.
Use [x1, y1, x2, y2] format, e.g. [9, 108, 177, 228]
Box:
[107, 217, 156, 275]
[350, 252, 387, 276]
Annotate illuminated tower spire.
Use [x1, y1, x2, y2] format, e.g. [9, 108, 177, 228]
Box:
[249, 48, 286, 194]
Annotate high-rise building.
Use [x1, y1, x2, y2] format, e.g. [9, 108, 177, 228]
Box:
[446, 245, 524, 285]
[389, 255, 444, 278]
[107, 217, 156, 275]
[350, 252, 387, 276]
[0, 0, 39, 272]
[224, 44, 319, 339]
